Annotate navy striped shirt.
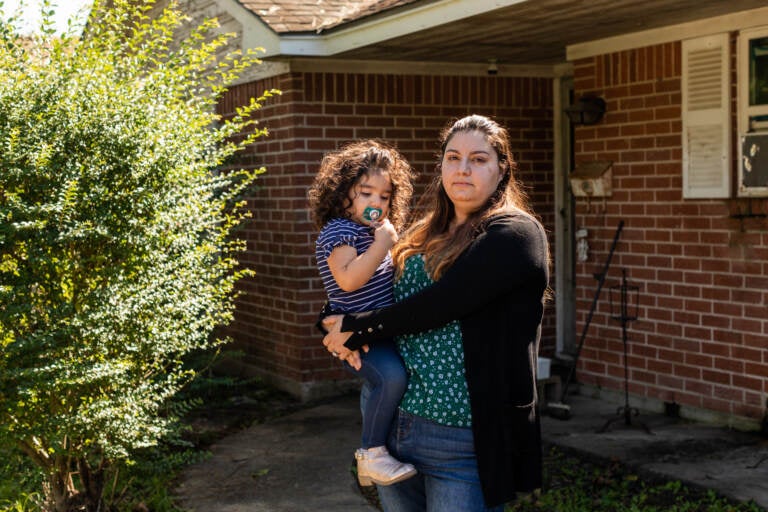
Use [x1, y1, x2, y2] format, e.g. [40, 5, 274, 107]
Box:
[315, 218, 394, 313]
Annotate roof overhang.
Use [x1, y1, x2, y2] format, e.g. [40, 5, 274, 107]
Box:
[266, 0, 528, 58]
[217, 0, 768, 69]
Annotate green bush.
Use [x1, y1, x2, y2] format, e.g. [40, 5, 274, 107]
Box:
[0, 0, 277, 510]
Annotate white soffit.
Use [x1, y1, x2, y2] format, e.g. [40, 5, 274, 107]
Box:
[567, 6, 768, 61]
[242, 0, 531, 58]
[288, 57, 556, 77]
[216, 0, 283, 54]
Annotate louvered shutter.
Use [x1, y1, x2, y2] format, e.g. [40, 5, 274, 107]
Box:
[682, 34, 731, 198]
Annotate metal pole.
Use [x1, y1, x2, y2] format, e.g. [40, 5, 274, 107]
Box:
[558, 220, 624, 403]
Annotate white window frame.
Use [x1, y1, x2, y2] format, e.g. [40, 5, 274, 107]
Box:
[737, 26, 768, 197]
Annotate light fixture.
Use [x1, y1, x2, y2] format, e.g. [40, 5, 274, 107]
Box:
[487, 59, 498, 76]
[569, 160, 613, 213]
[564, 95, 606, 125]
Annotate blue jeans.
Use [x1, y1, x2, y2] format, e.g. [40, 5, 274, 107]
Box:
[345, 339, 407, 448]
[376, 409, 504, 512]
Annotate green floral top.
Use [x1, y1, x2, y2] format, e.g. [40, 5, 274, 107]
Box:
[394, 255, 472, 427]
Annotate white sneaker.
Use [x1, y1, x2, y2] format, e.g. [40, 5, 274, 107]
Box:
[355, 446, 417, 486]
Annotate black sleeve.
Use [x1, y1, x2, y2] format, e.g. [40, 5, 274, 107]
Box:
[315, 301, 342, 335]
[340, 213, 549, 350]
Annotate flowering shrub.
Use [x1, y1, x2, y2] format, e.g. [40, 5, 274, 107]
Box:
[0, 1, 277, 510]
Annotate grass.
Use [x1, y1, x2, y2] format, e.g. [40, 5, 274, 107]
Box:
[505, 445, 765, 512]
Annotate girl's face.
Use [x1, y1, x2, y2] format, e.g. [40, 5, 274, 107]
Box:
[441, 130, 503, 224]
[347, 169, 392, 225]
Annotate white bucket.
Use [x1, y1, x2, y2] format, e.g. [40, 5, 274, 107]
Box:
[537, 356, 551, 379]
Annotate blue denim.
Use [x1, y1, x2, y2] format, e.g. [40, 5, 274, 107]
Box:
[376, 409, 504, 512]
[345, 339, 407, 448]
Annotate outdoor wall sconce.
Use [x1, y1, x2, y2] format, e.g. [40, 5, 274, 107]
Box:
[569, 160, 613, 213]
[487, 58, 498, 76]
[564, 95, 606, 125]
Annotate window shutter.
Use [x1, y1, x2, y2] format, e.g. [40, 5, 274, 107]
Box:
[681, 34, 731, 198]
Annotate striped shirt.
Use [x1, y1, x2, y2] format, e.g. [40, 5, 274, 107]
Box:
[315, 217, 394, 313]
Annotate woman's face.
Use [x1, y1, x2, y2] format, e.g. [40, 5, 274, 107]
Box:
[441, 130, 503, 223]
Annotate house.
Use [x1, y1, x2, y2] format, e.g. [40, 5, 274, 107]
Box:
[158, 0, 767, 430]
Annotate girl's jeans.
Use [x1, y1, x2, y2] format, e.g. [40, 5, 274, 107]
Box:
[376, 409, 505, 512]
[346, 339, 406, 448]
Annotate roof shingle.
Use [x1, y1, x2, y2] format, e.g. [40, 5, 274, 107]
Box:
[237, 0, 423, 33]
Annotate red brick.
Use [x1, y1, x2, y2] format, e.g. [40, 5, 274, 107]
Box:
[219, 38, 765, 421]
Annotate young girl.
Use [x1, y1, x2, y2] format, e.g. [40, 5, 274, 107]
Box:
[308, 140, 416, 487]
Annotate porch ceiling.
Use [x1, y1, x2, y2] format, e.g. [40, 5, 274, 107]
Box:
[324, 0, 768, 65]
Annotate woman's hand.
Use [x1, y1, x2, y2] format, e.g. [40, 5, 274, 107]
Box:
[322, 314, 368, 370]
[321, 314, 357, 364]
[343, 350, 363, 371]
[322, 314, 353, 354]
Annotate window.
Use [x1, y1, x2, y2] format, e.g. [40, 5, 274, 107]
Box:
[738, 27, 768, 197]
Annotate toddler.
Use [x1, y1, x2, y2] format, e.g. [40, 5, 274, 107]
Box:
[308, 140, 416, 487]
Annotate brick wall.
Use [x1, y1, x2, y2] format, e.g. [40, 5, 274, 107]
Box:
[571, 41, 768, 423]
[217, 71, 556, 399]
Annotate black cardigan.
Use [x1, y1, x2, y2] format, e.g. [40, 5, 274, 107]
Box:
[340, 211, 549, 507]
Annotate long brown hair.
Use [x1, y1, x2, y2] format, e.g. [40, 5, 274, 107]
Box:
[308, 140, 414, 231]
[392, 115, 533, 280]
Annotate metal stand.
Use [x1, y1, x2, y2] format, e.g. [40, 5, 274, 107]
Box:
[598, 269, 652, 434]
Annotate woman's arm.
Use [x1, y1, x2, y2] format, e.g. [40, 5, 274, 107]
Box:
[325, 213, 549, 352]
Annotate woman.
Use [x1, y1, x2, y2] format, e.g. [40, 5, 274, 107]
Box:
[323, 114, 550, 511]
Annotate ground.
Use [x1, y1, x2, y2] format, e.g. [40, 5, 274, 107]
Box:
[180, 379, 765, 512]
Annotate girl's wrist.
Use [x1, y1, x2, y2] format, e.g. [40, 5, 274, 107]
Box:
[370, 237, 393, 252]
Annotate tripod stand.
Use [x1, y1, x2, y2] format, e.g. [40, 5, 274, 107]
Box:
[598, 268, 651, 434]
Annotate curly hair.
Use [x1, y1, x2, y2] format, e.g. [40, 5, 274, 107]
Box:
[308, 140, 414, 231]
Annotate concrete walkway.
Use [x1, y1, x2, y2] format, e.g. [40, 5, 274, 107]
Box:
[174, 394, 375, 511]
[174, 391, 768, 511]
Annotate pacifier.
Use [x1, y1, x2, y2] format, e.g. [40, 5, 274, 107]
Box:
[363, 207, 383, 222]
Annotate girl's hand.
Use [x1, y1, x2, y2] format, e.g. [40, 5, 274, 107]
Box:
[372, 218, 398, 249]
